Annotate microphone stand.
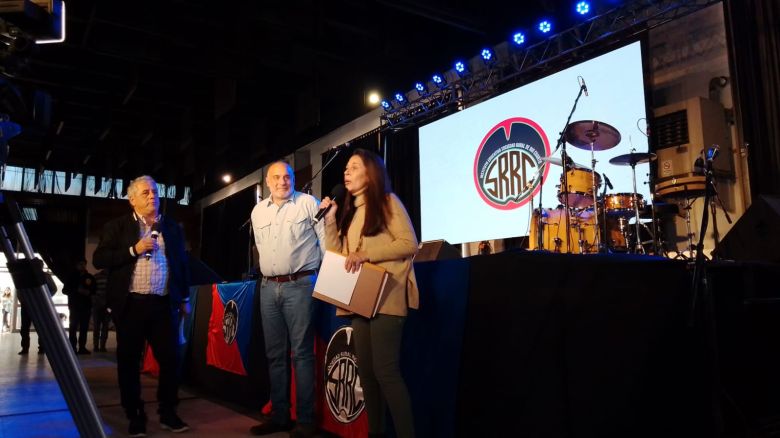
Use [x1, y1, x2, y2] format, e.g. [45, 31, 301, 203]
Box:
[707, 178, 732, 260]
[300, 146, 343, 195]
[689, 156, 715, 325]
[687, 154, 725, 435]
[548, 83, 586, 253]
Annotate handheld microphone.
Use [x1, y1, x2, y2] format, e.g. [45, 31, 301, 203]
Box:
[314, 184, 346, 223]
[706, 144, 720, 162]
[146, 223, 159, 260]
[579, 77, 588, 97]
[603, 174, 613, 190]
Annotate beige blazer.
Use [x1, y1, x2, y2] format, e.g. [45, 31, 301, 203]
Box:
[324, 192, 419, 317]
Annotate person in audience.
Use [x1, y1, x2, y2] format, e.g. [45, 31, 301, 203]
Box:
[92, 269, 110, 352]
[1, 287, 11, 332]
[62, 258, 95, 354]
[321, 148, 419, 438]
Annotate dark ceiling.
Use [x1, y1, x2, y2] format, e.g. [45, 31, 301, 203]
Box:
[0, 0, 575, 199]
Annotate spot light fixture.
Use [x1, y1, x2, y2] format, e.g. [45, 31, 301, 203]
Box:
[454, 60, 467, 76]
[481, 48, 493, 62]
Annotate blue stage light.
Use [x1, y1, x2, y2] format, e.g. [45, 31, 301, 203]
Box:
[394, 93, 405, 103]
[454, 61, 466, 74]
[380, 100, 391, 110]
[538, 20, 552, 33]
[481, 48, 493, 62]
[415, 82, 425, 93]
[513, 32, 526, 45]
[576, 1, 590, 15]
[432, 74, 444, 85]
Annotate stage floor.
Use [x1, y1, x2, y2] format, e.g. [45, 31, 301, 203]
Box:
[0, 330, 281, 438]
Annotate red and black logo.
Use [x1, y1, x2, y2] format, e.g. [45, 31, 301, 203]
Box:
[324, 326, 364, 423]
[222, 300, 238, 345]
[473, 117, 551, 210]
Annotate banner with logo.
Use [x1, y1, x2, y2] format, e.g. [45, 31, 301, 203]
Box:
[317, 325, 369, 437]
[206, 282, 254, 376]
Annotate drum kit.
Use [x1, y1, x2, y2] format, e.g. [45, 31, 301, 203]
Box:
[530, 119, 669, 255]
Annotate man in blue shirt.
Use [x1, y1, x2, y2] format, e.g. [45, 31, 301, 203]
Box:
[249, 161, 324, 438]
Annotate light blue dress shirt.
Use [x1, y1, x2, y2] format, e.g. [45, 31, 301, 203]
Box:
[250, 191, 325, 276]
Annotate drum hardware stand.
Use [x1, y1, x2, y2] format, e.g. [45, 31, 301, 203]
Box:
[607, 151, 658, 255]
[622, 218, 632, 250]
[672, 198, 698, 260]
[568, 121, 621, 254]
[524, 167, 546, 251]
[599, 182, 612, 253]
[586, 140, 605, 252]
[628, 152, 645, 254]
[644, 175, 661, 256]
[535, 171, 546, 251]
[548, 81, 587, 253]
[0, 193, 106, 437]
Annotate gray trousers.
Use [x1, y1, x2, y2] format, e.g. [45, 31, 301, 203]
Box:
[352, 314, 415, 438]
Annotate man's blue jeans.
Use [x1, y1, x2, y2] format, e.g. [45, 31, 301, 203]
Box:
[259, 274, 315, 425]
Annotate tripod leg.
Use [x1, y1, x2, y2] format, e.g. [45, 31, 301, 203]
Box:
[1, 200, 106, 437]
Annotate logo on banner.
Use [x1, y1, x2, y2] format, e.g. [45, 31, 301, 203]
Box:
[473, 117, 551, 210]
[325, 326, 365, 423]
[222, 300, 238, 345]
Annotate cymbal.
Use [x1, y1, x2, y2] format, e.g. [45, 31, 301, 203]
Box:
[540, 155, 587, 169]
[564, 120, 621, 151]
[609, 152, 657, 166]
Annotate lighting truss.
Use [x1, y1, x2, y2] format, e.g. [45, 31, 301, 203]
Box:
[380, 0, 722, 131]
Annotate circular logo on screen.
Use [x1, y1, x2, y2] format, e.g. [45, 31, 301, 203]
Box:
[325, 326, 365, 423]
[222, 300, 238, 345]
[473, 117, 551, 210]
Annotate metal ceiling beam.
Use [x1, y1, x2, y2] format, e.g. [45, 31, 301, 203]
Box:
[381, 0, 722, 130]
[374, 0, 487, 35]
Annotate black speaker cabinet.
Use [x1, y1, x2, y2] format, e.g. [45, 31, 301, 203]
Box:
[716, 195, 780, 263]
[415, 240, 461, 262]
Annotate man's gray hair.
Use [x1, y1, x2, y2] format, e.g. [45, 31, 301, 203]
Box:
[127, 175, 156, 198]
[268, 160, 294, 173]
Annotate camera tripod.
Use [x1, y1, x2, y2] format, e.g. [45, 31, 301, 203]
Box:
[0, 193, 105, 437]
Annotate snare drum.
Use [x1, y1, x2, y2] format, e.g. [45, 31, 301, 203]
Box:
[558, 168, 601, 209]
[603, 193, 645, 216]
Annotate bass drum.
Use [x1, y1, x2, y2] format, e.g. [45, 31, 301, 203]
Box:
[529, 207, 597, 254]
[602, 216, 661, 254]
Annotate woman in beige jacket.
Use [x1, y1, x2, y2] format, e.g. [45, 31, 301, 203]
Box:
[321, 148, 418, 438]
